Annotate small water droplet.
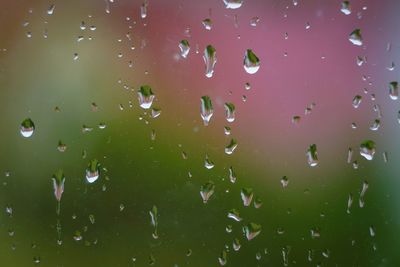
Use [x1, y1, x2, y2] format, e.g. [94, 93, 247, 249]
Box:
[149, 205, 158, 239]
[349, 29, 363, 46]
[306, 144, 318, 167]
[227, 209, 242, 222]
[224, 103, 236, 122]
[179, 40, 190, 58]
[389, 81, 398, 100]
[352, 95, 362, 108]
[202, 18, 213, 30]
[47, 4, 55, 15]
[280, 176, 289, 188]
[250, 17, 260, 27]
[225, 139, 238, 155]
[218, 250, 227, 266]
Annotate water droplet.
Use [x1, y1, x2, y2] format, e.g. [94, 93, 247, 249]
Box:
[240, 187, 253, 207]
[138, 85, 155, 109]
[149, 205, 158, 239]
[224, 103, 236, 122]
[204, 155, 215, 169]
[224, 126, 231, 135]
[352, 95, 362, 108]
[359, 140, 375, 160]
[89, 214, 95, 224]
[200, 181, 215, 203]
[254, 196, 263, 208]
[218, 250, 227, 266]
[347, 147, 353, 163]
[347, 193, 353, 214]
[369, 225, 375, 237]
[244, 82, 251, 90]
[389, 81, 398, 100]
[232, 238, 241, 251]
[86, 159, 100, 183]
[305, 22, 311, 30]
[243, 222, 261, 240]
[20, 118, 35, 138]
[73, 53, 79, 61]
[57, 140, 67, 152]
[228, 166, 236, 183]
[227, 209, 242, 222]
[202, 18, 213, 30]
[47, 4, 55, 15]
[140, 2, 148, 19]
[311, 227, 321, 239]
[225, 139, 238, 155]
[280, 176, 289, 188]
[200, 96, 214, 126]
[349, 29, 363, 46]
[73, 230, 82, 241]
[223, 0, 243, 9]
[341, 1, 351, 15]
[369, 119, 380, 131]
[243, 49, 260, 74]
[359, 180, 368, 208]
[282, 246, 290, 266]
[250, 17, 260, 27]
[203, 45, 217, 78]
[383, 151, 388, 163]
[292, 115, 301, 124]
[179, 40, 190, 58]
[52, 170, 65, 202]
[306, 144, 318, 167]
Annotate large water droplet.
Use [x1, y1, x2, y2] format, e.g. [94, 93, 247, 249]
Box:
[359, 140, 375, 160]
[223, 0, 243, 9]
[203, 45, 217, 78]
[138, 85, 155, 109]
[86, 159, 100, 183]
[20, 118, 35, 138]
[349, 29, 363, 46]
[243, 49, 260, 74]
[200, 96, 214, 126]
[200, 181, 215, 203]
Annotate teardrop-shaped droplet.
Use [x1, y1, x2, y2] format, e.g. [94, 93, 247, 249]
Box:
[203, 45, 217, 78]
[179, 40, 190, 58]
[223, 0, 243, 9]
[349, 29, 362, 46]
[228, 166, 236, 183]
[359, 140, 375, 160]
[340, 1, 351, 15]
[138, 85, 155, 109]
[224, 103, 236, 122]
[306, 144, 318, 167]
[200, 181, 215, 203]
[389, 81, 398, 100]
[281, 176, 289, 188]
[352, 95, 362, 108]
[243, 49, 260, 74]
[359, 180, 369, 208]
[254, 196, 263, 208]
[52, 169, 65, 202]
[243, 222, 262, 240]
[140, 2, 148, 19]
[151, 107, 161, 118]
[57, 140, 67, 152]
[225, 139, 238, 155]
[204, 155, 215, 169]
[346, 193, 353, 214]
[232, 238, 241, 251]
[240, 187, 253, 206]
[200, 96, 214, 126]
[86, 159, 100, 183]
[250, 17, 260, 27]
[20, 118, 35, 138]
